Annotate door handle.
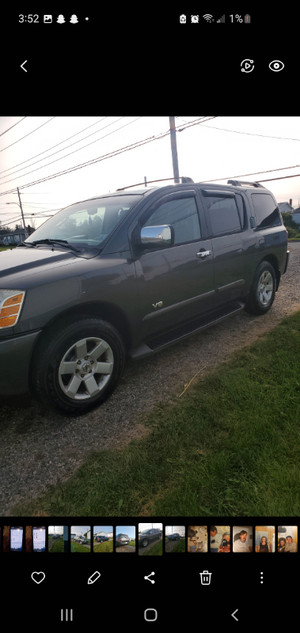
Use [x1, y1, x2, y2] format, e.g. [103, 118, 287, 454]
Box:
[197, 249, 211, 259]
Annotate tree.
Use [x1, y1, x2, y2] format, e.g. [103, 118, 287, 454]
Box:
[282, 212, 300, 238]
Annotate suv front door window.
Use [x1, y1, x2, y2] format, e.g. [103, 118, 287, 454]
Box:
[143, 195, 201, 244]
[202, 192, 246, 305]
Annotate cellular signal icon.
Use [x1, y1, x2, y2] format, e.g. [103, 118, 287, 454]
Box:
[217, 14, 225, 23]
[203, 14, 214, 22]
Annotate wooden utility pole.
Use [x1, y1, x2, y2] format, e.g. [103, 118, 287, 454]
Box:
[17, 187, 27, 236]
[169, 116, 180, 183]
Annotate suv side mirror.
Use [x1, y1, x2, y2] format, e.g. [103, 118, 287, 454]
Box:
[139, 225, 174, 248]
[250, 216, 256, 229]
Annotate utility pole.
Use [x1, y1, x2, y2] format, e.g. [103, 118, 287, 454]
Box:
[17, 187, 27, 236]
[169, 116, 180, 183]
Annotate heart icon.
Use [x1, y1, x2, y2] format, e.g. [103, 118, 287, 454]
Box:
[31, 571, 46, 585]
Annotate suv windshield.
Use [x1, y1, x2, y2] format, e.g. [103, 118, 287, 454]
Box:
[24, 195, 141, 249]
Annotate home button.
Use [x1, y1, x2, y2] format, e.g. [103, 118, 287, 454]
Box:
[144, 608, 158, 622]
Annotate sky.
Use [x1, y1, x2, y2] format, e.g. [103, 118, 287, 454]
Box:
[0, 116, 300, 230]
[139, 523, 163, 531]
[165, 525, 186, 537]
[93, 525, 113, 533]
[48, 525, 64, 535]
[116, 526, 136, 538]
[70, 525, 90, 536]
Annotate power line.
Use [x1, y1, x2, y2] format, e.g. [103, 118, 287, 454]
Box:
[0, 117, 208, 185]
[0, 214, 21, 225]
[0, 127, 172, 197]
[205, 164, 300, 183]
[259, 173, 300, 183]
[176, 116, 217, 131]
[17, 201, 60, 207]
[0, 118, 212, 196]
[0, 117, 142, 186]
[198, 122, 300, 142]
[0, 117, 108, 177]
[0, 117, 56, 152]
[0, 117, 26, 137]
[0, 202, 58, 211]
[1, 117, 299, 204]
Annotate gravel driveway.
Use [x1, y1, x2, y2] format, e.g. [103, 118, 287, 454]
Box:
[1, 243, 299, 516]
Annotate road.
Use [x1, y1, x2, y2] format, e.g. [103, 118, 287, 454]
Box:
[116, 545, 136, 553]
[0, 243, 299, 515]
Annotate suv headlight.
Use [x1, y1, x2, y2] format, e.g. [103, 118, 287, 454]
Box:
[0, 290, 25, 328]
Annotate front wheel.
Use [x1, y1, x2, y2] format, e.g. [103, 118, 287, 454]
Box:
[33, 318, 126, 414]
[245, 261, 276, 315]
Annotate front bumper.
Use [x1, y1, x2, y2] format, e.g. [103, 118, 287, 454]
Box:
[0, 330, 41, 395]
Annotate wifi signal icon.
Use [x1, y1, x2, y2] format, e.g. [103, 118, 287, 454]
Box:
[203, 14, 214, 22]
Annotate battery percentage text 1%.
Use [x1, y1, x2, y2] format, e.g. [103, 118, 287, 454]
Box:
[230, 14, 243, 22]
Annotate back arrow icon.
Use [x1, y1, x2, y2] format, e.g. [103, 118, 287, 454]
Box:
[231, 608, 239, 621]
[20, 60, 28, 72]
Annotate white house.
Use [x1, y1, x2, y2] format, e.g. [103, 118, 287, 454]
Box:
[278, 202, 294, 214]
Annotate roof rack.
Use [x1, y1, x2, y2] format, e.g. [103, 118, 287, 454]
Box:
[227, 179, 265, 188]
[116, 176, 194, 191]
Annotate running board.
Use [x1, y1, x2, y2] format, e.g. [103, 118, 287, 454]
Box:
[131, 301, 245, 359]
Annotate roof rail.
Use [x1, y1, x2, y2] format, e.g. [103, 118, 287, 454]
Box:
[116, 176, 194, 191]
[227, 179, 265, 188]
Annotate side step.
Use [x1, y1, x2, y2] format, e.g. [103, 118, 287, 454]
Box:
[131, 301, 245, 359]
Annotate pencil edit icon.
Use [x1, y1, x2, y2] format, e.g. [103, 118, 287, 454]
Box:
[87, 571, 101, 585]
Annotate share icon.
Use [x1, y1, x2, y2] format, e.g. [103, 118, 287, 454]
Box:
[144, 571, 155, 584]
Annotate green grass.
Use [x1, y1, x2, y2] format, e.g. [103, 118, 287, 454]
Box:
[11, 310, 300, 517]
[93, 540, 113, 553]
[139, 540, 163, 556]
[166, 538, 185, 553]
[70, 541, 91, 553]
[48, 536, 65, 553]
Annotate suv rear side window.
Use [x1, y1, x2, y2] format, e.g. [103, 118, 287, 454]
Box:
[143, 196, 201, 245]
[205, 195, 242, 237]
[251, 193, 282, 229]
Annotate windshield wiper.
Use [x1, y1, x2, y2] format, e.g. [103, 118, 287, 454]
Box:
[17, 241, 35, 248]
[29, 238, 81, 252]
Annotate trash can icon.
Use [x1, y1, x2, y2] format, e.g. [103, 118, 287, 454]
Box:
[199, 570, 212, 585]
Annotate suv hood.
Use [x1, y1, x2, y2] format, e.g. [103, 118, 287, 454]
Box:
[0, 246, 78, 281]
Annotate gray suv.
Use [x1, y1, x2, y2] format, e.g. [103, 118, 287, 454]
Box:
[0, 179, 289, 414]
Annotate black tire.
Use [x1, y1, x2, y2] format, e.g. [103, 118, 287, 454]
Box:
[33, 318, 126, 415]
[245, 261, 276, 315]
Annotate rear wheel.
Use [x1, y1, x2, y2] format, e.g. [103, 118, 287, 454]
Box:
[33, 318, 126, 414]
[245, 261, 276, 315]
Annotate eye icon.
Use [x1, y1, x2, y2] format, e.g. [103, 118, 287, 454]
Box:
[269, 60, 285, 72]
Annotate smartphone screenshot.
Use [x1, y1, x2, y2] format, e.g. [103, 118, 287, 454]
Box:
[0, 4, 299, 626]
[9, 527, 24, 552]
[32, 526, 46, 552]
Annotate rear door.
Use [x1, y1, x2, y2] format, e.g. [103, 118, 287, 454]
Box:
[133, 190, 215, 338]
[200, 189, 246, 306]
